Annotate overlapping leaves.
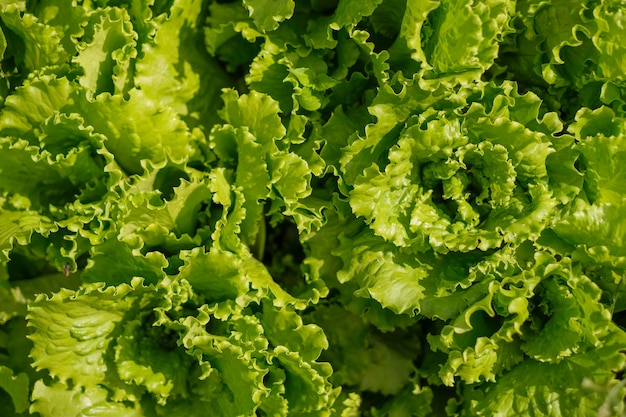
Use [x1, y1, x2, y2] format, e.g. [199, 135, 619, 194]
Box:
[27, 275, 338, 416]
[1, 0, 625, 416]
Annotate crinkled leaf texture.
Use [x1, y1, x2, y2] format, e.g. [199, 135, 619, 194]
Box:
[344, 82, 561, 254]
[463, 323, 626, 417]
[27, 273, 338, 416]
[1, 0, 626, 416]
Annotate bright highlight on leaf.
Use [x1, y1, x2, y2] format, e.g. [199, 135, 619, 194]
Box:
[1, 0, 625, 416]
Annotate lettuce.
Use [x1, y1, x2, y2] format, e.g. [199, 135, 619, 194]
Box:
[27, 276, 337, 416]
[1, 0, 625, 416]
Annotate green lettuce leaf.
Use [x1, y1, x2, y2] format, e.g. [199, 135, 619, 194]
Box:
[30, 380, 144, 417]
[27, 268, 338, 415]
[462, 323, 626, 417]
[551, 106, 626, 268]
[0, 365, 29, 415]
[305, 0, 383, 49]
[134, 0, 231, 130]
[243, 0, 295, 32]
[308, 304, 419, 395]
[73, 6, 137, 96]
[0, 2, 69, 76]
[495, 0, 626, 116]
[2, 1, 626, 415]
[401, 0, 515, 85]
[345, 83, 560, 256]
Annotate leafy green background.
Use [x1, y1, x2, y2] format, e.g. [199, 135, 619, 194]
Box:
[1, 0, 625, 416]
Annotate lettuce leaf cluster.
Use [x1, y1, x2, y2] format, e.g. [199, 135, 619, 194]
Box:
[1, 0, 626, 416]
